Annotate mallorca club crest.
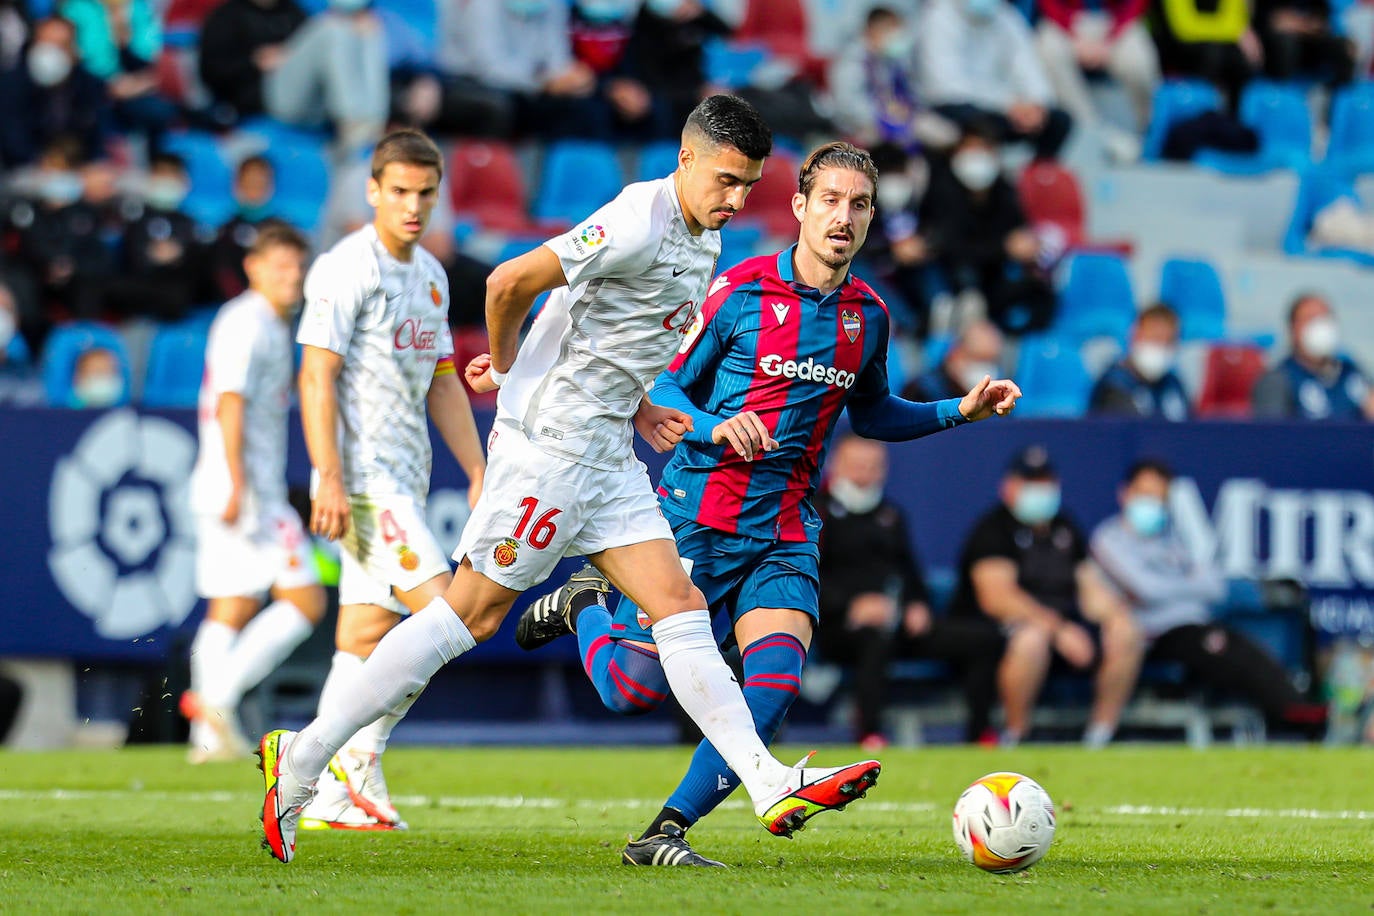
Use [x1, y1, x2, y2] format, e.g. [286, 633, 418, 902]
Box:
[493, 537, 519, 568]
[397, 545, 420, 571]
[429, 281, 442, 307]
[841, 309, 862, 343]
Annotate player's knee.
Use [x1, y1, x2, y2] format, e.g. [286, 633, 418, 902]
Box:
[604, 691, 657, 717]
[293, 587, 327, 624]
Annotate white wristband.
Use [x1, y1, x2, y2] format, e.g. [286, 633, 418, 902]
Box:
[489, 367, 508, 387]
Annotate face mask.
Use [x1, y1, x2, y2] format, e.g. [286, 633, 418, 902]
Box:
[1130, 342, 1175, 383]
[645, 0, 680, 15]
[72, 373, 125, 408]
[27, 42, 72, 87]
[957, 360, 998, 391]
[329, 0, 372, 11]
[1300, 316, 1339, 360]
[145, 176, 189, 211]
[881, 30, 913, 61]
[877, 176, 914, 213]
[965, 0, 1000, 19]
[0, 309, 15, 351]
[239, 201, 273, 222]
[951, 150, 999, 192]
[38, 171, 84, 207]
[504, 0, 548, 14]
[1011, 482, 1060, 525]
[830, 478, 884, 515]
[576, 0, 635, 22]
[1124, 495, 1169, 538]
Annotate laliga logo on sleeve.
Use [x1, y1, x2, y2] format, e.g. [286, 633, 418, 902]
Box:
[47, 410, 198, 639]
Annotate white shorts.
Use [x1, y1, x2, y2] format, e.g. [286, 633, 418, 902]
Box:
[196, 503, 318, 599]
[453, 424, 673, 592]
[338, 492, 450, 614]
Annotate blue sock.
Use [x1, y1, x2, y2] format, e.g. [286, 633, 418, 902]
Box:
[661, 632, 806, 828]
[576, 603, 668, 716]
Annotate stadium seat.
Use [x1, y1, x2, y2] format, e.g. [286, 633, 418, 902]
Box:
[733, 148, 802, 238]
[1010, 333, 1093, 417]
[1325, 80, 1374, 176]
[635, 141, 681, 183]
[448, 140, 547, 234]
[1194, 80, 1313, 174]
[703, 39, 769, 89]
[161, 131, 235, 226]
[718, 223, 764, 272]
[142, 321, 209, 409]
[1195, 341, 1267, 417]
[1054, 251, 1136, 343]
[1142, 80, 1225, 161]
[735, 0, 824, 82]
[376, 0, 437, 58]
[41, 323, 133, 408]
[1017, 160, 1086, 247]
[1158, 257, 1227, 340]
[1279, 165, 1374, 266]
[532, 141, 624, 227]
[239, 119, 331, 232]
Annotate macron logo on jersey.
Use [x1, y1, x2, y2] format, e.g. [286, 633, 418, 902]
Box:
[758, 354, 857, 389]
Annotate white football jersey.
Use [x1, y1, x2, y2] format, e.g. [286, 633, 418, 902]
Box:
[189, 290, 293, 518]
[499, 177, 720, 470]
[296, 224, 454, 500]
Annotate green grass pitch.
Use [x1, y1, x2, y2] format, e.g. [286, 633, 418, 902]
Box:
[1, 745, 1371, 914]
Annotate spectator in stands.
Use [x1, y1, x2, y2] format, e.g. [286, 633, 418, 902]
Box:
[1091, 459, 1327, 737]
[828, 7, 959, 153]
[103, 152, 211, 322]
[567, 0, 671, 141]
[859, 143, 933, 336]
[0, 0, 26, 72]
[1348, 0, 1374, 76]
[200, 0, 387, 153]
[1150, 0, 1257, 110]
[917, 0, 1072, 160]
[815, 435, 1006, 747]
[1252, 0, 1354, 85]
[905, 319, 1005, 402]
[0, 280, 44, 407]
[0, 16, 111, 167]
[918, 121, 1057, 334]
[1089, 302, 1191, 420]
[67, 344, 127, 407]
[950, 445, 1144, 746]
[1034, 0, 1158, 161]
[60, 0, 178, 145]
[439, 0, 610, 140]
[1252, 293, 1374, 421]
[209, 154, 276, 301]
[4, 137, 116, 324]
[618, 0, 734, 134]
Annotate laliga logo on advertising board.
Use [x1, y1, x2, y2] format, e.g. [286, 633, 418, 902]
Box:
[47, 410, 198, 638]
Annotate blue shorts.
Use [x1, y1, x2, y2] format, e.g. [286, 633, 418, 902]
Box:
[610, 516, 820, 647]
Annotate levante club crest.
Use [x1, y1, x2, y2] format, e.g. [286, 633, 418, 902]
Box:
[841, 310, 861, 343]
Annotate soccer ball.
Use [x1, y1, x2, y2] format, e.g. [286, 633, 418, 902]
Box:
[952, 772, 1056, 873]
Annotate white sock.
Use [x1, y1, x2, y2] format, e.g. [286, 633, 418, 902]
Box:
[287, 598, 474, 779]
[189, 620, 237, 705]
[202, 600, 314, 708]
[1083, 721, 1116, 749]
[652, 610, 788, 803]
[316, 650, 365, 719]
[347, 688, 423, 755]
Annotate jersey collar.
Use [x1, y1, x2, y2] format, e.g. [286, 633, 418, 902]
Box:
[775, 244, 851, 303]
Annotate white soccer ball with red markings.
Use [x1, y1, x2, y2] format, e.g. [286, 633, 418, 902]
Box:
[952, 772, 1056, 873]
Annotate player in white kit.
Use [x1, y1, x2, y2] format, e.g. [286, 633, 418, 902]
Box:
[290, 129, 487, 830]
[186, 223, 325, 764]
[260, 96, 880, 864]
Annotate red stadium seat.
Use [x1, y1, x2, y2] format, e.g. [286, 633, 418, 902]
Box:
[448, 141, 558, 235]
[1017, 160, 1132, 256]
[735, 0, 826, 85]
[735, 148, 801, 238]
[1196, 342, 1267, 417]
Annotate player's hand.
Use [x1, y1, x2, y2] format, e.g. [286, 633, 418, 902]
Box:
[711, 411, 778, 461]
[959, 375, 1022, 421]
[465, 353, 499, 394]
[220, 484, 242, 526]
[1054, 621, 1096, 669]
[311, 473, 351, 541]
[634, 403, 694, 453]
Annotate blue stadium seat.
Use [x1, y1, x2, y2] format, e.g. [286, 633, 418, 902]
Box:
[142, 321, 209, 409]
[1194, 80, 1312, 174]
[1054, 251, 1136, 343]
[239, 119, 331, 232]
[703, 39, 769, 89]
[376, 0, 438, 66]
[718, 223, 764, 272]
[1012, 333, 1092, 417]
[1158, 256, 1227, 340]
[162, 131, 235, 226]
[636, 141, 681, 183]
[1280, 165, 1374, 266]
[1325, 80, 1374, 176]
[1142, 80, 1225, 161]
[532, 141, 624, 226]
[41, 323, 133, 408]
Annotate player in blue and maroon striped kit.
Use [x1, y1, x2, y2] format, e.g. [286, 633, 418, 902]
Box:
[516, 142, 1022, 867]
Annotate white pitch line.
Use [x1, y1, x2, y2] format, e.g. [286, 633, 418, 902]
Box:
[2, 789, 1373, 821]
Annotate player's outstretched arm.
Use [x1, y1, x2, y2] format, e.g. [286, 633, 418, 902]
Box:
[428, 370, 486, 507]
[471, 246, 568, 393]
[298, 345, 351, 541]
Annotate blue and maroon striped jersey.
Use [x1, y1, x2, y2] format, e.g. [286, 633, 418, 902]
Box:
[651, 247, 967, 543]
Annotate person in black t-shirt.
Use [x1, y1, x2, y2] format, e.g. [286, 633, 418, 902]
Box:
[815, 435, 1005, 747]
[950, 445, 1144, 746]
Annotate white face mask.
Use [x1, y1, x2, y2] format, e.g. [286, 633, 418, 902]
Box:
[73, 373, 125, 408]
[329, 0, 371, 11]
[877, 176, 915, 213]
[1130, 342, 1175, 383]
[1300, 316, 1339, 360]
[965, 0, 1000, 20]
[830, 477, 884, 515]
[951, 150, 999, 192]
[38, 170, 84, 207]
[881, 30, 913, 61]
[644, 0, 680, 15]
[0, 309, 16, 351]
[1011, 482, 1061, 525]
[27, 42, 72, 87]
[145, 175, 189, 211]
[957, 360, 998, 391]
